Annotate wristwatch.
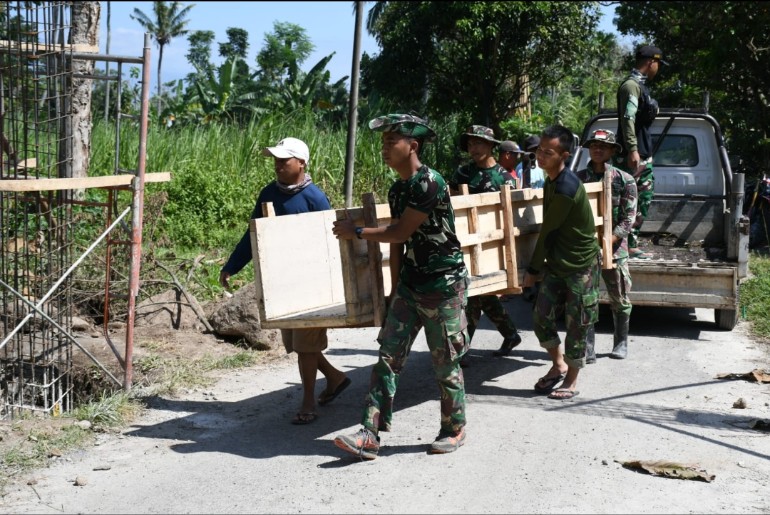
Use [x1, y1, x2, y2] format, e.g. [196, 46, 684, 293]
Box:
[355, 227, 364, 239]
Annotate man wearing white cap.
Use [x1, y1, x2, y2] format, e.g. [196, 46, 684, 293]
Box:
[220, 137, 350, 425]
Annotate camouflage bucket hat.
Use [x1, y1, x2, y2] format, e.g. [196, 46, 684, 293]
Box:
[368, 113, 437, 142]
[582, 129, 623, 152]
[460, 125, 500, 152]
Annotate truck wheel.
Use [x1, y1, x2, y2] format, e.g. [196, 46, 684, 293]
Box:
[715, 309, 738, 330]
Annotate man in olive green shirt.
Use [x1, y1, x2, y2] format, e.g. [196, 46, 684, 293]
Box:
[522, 125, 601, 400]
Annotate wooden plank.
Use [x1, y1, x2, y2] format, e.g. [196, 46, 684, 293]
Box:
[0, 172, 172, 192]
[601, 168, 614, 269]
[261, 202, 275, 217]
[0, 39, 99, 55]
[459, 184, 481, 276]
[363, 192, 386, 327]
[500, 184, 518, 289]
[336, 208, 365, 318]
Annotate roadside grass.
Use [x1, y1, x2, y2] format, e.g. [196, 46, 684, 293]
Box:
[740, 252, 770, 339]
[0, 349, 262, 494]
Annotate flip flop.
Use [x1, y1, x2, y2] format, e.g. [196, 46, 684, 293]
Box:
[317, 377, 351, 406]
[548, 388, 580, 400]
[534, 372, 566, 394]
[291, 412, 318, 425]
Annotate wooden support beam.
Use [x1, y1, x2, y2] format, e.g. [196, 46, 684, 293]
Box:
[363, 192, 386, 327]
[601, 170, 614, 270]
[500, 184, 518, 289]
[0, 172, 172, 192]
[459, 184, 481, 276]
[0, 39, 99, 56]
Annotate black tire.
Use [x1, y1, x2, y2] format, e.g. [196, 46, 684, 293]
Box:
[715, 308, 738, 330]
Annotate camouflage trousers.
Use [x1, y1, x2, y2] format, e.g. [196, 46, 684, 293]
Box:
[363, 277, 470, 434]
[629, 164, 654, 249]
[466, 295, 518, 343]
[533, 255, 600, 369]
[602, 258, 633, 317]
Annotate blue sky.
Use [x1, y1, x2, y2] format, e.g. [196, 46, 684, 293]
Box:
[98, 1, 625, 91]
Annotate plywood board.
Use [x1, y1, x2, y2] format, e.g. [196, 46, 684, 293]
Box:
[249, 210, 346, 328]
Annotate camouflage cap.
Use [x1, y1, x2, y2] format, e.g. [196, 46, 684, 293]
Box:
[460, 125, 500, 152]
[368, 113, 437, 142]
[582, 128, 622, 152]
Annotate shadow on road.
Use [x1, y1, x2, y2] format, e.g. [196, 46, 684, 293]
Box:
[123, 299, 762, 462]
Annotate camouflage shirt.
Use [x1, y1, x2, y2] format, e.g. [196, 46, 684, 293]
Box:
[388, 165, 468, 295]
[449, 162, 517, 193]
[576, 163, 638, 260]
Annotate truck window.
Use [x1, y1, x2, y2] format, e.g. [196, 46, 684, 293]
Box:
[652, 134, 698, 167]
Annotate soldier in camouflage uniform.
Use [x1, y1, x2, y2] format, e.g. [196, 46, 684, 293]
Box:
[615, 44, 667, 259]
[332, 114, 470, 459]
[576, 129, 638, 361]
[522, 125, 601, 400]
[449, 125, 522, 360]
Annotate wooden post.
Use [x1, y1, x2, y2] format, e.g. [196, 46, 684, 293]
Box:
[601, 169, 614, 269]
[362, 192, 386, 326]
[500, 184, 518, 289]
[459, 184, 481, 276]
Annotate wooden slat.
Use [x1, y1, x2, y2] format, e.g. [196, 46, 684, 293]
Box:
[0, 39, 99, 55]
[363, 192, 386, 327]
[450, 190, 501, 209]
[0, 172, 172, 192]
[459, 184, 481, 275]
[261, 202, 275, 218]
[500, 184, 518, 289]
[601, 170, 614, 270]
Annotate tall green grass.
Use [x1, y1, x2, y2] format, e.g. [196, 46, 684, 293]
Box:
[740, 252, 770, 338]
[90, 110, 480, 253]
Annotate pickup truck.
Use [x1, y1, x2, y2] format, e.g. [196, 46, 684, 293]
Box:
[571, 107, 749, 330]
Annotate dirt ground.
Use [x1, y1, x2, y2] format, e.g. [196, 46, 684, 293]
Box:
[1, 298, 769, 514]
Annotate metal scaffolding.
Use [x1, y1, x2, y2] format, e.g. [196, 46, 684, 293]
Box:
[0, 1, 153, 419]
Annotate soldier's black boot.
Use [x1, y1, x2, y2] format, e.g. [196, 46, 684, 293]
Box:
[585, 324, 596, 364]
[610, 312, 630, 359]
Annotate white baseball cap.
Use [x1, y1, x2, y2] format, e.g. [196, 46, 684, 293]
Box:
[262, 137, 310, 163]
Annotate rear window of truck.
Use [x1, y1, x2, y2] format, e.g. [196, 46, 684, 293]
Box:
[652, 134, 699, 167]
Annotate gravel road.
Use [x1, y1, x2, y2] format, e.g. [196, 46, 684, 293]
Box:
[3, 298, 769, 514]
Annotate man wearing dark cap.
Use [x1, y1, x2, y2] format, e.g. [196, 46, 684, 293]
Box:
[516, 135, 546, 189]
[576, 129, 638, 361]
[449, 125, 522, 360]
[332, 113, 470, 458]
[498, 140, 524, 182]
[616, 44, 667, 259]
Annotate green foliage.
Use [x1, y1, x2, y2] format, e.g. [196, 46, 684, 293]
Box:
[131, 1, 195, 116]
[740, 253, 770, 337]
[363, 1, 601, 131]
[614, 1, 770, 173]
[72, 391, 143, 428]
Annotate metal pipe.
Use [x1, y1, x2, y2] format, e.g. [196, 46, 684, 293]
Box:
[123, 33, 151, 390]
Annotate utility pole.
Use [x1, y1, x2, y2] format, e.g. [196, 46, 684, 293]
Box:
[343, 1, 363, 207]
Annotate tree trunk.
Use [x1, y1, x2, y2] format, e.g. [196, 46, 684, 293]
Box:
[70, 1, 100, 193]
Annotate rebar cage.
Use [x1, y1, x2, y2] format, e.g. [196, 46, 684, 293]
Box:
[0, 1, 75, 419]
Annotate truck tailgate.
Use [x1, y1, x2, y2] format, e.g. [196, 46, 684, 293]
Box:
[600, 260, 738, 310]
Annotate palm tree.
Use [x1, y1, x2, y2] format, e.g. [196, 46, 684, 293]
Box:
[130, 1, 195, 117]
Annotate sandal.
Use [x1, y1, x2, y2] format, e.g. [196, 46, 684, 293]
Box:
[291, 412, 318, 425]
[534, 372, 566, 394]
